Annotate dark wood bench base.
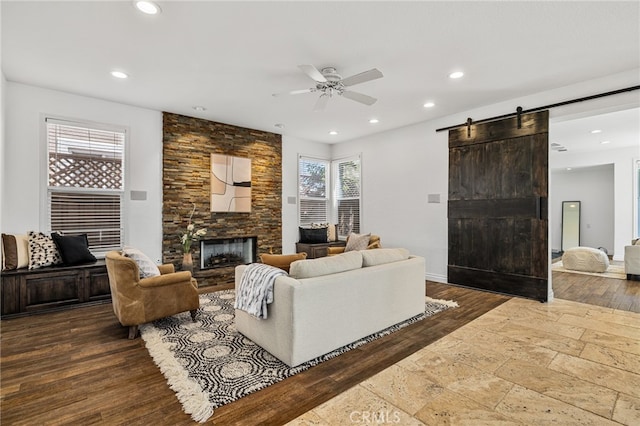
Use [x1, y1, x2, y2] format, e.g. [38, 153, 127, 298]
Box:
[1, 260, 110, 319]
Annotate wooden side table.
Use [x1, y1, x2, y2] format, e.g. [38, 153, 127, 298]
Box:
[295, 241, 346, 259]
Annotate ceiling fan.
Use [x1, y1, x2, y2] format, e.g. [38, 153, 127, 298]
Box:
[273, 64, 383, 111]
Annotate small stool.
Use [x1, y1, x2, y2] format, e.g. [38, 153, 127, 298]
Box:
[562, 247, 609, 273]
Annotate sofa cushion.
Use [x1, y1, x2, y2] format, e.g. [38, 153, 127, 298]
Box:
[260, 252, 307, 273]
[51, 233, 97, 266]
[123, 246, 161, 278]
[344, 233, 371, 252]
[362, 248, 410, 267]
[289, 250, 363, 279]
[28, 231, 63, 269]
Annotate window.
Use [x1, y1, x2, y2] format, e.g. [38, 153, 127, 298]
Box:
[334, 155, 361, 238]
[298, 156, 329, 226]
[46, 118, 125, 254]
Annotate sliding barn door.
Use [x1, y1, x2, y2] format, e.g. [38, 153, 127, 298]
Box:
[448, 110, 549, 301]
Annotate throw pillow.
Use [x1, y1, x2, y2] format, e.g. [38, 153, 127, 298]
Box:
[260, 252, 307, 273]
[122, 246, 161, 278]
[28, 231, 63, 269]
[2, 234, 18, 270]
[299, 227, 328, 244]
[311, 223, 338, 242]
[344, 233, 371, 252]
[1, 234, 30, 270]
[51, 233, 97, 266]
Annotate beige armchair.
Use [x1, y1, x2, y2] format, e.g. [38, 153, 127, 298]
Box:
[625, 238, 640, 280]
[327, 234, 381, 256]
[105, 251, 199, 339]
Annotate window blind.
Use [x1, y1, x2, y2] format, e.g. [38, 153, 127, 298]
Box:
[334, 156, 361, 237]
[46, 119, 125, 253]
[298, 156, 329, 226]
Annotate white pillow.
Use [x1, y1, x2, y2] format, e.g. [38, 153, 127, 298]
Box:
[344, 233, 371, 252]
[123, 246, 160, 278]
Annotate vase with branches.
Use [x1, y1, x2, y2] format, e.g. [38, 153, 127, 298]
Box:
[180, 203, 206, 269]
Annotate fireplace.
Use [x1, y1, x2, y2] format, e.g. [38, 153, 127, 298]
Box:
[200, 237, 257, 270]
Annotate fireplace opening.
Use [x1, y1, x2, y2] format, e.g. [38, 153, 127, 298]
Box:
[200, 237, 257, 270]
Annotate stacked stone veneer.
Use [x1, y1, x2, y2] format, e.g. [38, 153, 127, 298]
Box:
[162, 112, 282, 286]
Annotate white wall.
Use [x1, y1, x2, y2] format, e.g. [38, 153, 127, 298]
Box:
[3, 83, 163, 261]
[281, 135, 331, 254]
[551, 165, 615, 253]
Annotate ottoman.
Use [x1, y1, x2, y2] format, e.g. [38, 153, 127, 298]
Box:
[562, 247, 609, 273]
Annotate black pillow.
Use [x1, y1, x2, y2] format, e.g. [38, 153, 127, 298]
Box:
[51, 233, 97, 266]
[299, 227, 328, 244]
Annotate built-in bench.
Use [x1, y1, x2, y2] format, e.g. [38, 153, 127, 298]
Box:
[1, 260, 110, 319]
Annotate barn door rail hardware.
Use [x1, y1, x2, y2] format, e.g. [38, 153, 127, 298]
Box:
[436, 85, 640, 133]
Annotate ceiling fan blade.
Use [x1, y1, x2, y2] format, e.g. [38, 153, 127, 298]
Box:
[298, 64, 327, 83]
[341, 68, 383, 87]
[272, 88, 315, 97]
[341, 90, 377, 106]
[313, 94, 329, 111]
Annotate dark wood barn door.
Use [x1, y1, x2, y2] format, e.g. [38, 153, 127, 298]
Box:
[448, 110, 549, 301]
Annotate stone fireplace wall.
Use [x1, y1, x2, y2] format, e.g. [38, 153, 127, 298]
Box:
[162, 112, 282, 286]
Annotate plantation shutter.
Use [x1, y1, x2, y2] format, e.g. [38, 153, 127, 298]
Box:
[298, 156, 329, 226]
[46, 118, 125, 253]
[334, 155, 361, 237]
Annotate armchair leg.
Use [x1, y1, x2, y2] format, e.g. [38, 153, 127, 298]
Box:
[190, 309, 198, 322]
[128, 325, 139, 339]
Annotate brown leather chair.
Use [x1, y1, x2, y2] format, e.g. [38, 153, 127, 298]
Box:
[327, 234, 382, 256]
[105, 251, 199, 339]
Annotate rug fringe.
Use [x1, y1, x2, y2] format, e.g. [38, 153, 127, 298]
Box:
[426, 296, 459, 308]
[140, 324, 214, 423]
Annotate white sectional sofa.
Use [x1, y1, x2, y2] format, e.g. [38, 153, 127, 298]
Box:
[235, 248, 426, 367]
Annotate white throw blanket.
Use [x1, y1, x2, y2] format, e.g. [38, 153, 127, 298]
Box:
[234, 263, 287, 319]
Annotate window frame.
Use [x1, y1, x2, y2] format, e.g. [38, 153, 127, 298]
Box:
[332, 154, 362, 239]
[41, 115, 127, 256]
[297, 155, 330, 227]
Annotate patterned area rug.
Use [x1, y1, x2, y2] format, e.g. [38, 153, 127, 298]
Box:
[140, 289, 458, 423]
[552, 261, 626, 280]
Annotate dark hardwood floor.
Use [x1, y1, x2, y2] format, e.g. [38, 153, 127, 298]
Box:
[552, 269, 640, 312]
[2, 270, 636, 425]
[0, 282, 510, 425]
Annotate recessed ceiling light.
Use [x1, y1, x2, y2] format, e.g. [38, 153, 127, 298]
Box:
[591, 129, 602, 134]
[449, 71, 464, 79]
[369, 118, 379, 124]
[110, 71, 128, 79]
[274, 123, 285, 129]
[566, 167, 572, 171]
[135, 1, 161, 14]
[600, 140, 611, 144]
[423, 102, 435, 108]
[329, 130, 338, 136]
[192, 106, 206, 112]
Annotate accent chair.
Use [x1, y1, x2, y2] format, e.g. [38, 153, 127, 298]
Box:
[105, 250, 199, 339]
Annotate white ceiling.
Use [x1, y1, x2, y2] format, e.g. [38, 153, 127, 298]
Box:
[2, 1, 639, 145]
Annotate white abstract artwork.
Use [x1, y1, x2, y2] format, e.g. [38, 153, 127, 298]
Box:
[210, 154, 251, 212]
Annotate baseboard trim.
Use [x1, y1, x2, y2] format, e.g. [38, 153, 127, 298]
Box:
[425, 273, 448, 283]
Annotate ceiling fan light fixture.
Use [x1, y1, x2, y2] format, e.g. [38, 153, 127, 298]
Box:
[135, 1, 161, 15]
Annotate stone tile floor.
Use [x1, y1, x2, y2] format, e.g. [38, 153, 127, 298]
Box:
[288, 297, 640, 425]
